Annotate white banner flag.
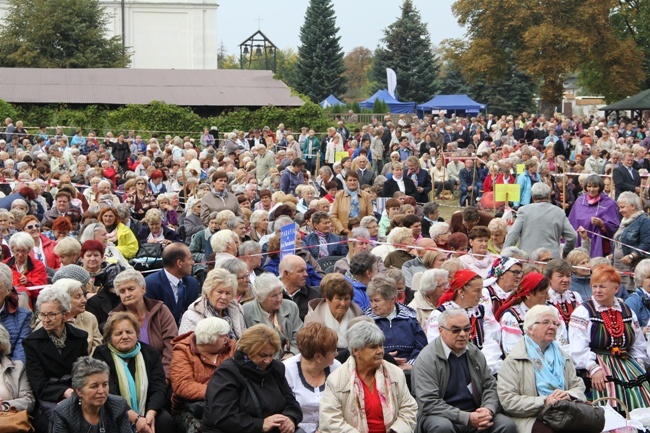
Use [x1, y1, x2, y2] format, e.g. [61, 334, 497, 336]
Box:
[386, 68, 397, 99]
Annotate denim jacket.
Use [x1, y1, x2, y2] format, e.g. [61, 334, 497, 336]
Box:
[617, 213, 650, 257]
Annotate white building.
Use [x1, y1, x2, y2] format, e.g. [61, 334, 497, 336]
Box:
[0, 0, 218, 69]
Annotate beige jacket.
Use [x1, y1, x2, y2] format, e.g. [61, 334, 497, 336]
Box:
[331, 189, 373, 235]
[408, 291, 436, 330]
[0, 355, 34, 412]
[319, 359, 417, 433]
[497, 338, 586, 433]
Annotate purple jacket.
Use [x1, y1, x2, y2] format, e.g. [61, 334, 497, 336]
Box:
[568, 192, 620, 257]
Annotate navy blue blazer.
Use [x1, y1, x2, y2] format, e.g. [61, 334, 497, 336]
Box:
[144, 269, 199, 324]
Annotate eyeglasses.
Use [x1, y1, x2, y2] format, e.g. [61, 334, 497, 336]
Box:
[538, 258, 553, 263]
[25, 224, 40, 230]
[440, 325, 472, 334]
[237, 273, 251, 281]
[38, 312, 62, 320]
[534, 320, 560, 327]
[136, 182, 145, 185]
[507, 270, 524, 277]
[436, 282, 451, 289]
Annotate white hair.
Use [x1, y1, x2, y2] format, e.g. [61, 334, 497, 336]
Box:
[195, 317, 231, 345]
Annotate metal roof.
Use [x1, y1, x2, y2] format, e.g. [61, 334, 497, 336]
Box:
[0, 68, 304, 107]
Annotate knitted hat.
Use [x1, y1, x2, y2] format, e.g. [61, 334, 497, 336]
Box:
[52, 265, 90, 287]
[484, 256, 520, 287]
[437, 269, 480, 306]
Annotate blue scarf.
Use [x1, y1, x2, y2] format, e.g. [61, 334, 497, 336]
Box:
[524, 335, 565, 397]
[346, 187, 360, 218]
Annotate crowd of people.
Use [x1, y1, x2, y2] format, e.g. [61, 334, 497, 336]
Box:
[0, 111, 649, 433]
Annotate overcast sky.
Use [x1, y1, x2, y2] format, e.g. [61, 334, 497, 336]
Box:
[216, 0, 465, 56]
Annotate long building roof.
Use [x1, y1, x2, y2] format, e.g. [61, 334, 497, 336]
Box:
[0, 68, 304, 107]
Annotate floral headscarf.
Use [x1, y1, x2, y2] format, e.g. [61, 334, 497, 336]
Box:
[483, 256, 520, 287]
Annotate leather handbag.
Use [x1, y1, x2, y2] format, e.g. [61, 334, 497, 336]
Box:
[0, 407, 33, 433]
[537, 399, 605, 433]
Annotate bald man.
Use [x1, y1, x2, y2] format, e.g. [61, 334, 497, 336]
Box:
[402, 238, 438, 289]
[279, 254, 321, 321]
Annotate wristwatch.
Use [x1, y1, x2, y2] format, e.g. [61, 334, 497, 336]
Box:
[629, 254, 635, 260]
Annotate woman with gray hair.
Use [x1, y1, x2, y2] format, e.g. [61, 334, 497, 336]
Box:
[625, 258, 650, 327]
[363, 275, 427, 369]
[34, 279, 102, 355]
[221, 257, 254, 304]
[248, 209, 269, 242]
[0, 324, 34, 413]
[497, 305, 586, 433]
[613, 191, 650, 291]
[0, 262, 31, 363]
[333, 227, 386, 275]
[171, 317, 235, 433]
[6, 231, 47, 307]
[51, 357, 138, 433]
[23, 286, 89, 431]
[408, 269, 449, 328]
[109, 268, 178, 378]
[242, 273, 303, 360]
[319, 321, 417, 433]
[78, 222, 129, 268]
[183, 197, 205, 244]
[179, 268, 246, 339]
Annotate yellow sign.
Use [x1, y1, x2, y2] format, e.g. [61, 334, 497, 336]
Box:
[335, 151, 349, 163]
[517, 164, 525, 174]
[494, 183, 521, 202]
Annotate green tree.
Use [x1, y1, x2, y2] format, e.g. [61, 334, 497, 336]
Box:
[0, 0, 130, 68]
[370, 0, 440, 102]
[294, 0, 347, 102]
[343, 47, 373, 99]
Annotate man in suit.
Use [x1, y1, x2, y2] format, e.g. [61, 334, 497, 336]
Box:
[280, 254, 320, 321]
[554, 131, 573, 160]
[504, 182, 576, 259]
[453, 124, 470, 148]
[459, 159, 480, 206]
[406, 156, 433, 203]
[382, 161, 417, 199]
[145, 242, 199, 324]
[356, 155, 376, 187]
[613, 152, 641, 200]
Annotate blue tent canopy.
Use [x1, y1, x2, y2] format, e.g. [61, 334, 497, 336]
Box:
[359, 89, 416, 114]
[320, 94, 345, 108]
[417, 94, 486, 116]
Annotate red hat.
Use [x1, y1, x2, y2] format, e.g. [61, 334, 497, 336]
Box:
[495, 272, 547, 320]
[438, 269, 480, 306]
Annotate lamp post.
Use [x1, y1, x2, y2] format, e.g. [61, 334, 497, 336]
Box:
[238, 30, 278, 73]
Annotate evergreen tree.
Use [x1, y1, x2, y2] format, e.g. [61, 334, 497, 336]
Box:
[0, 0, 130, 68]
[370, 0, 440, 102]
[294, 0, 347, 102]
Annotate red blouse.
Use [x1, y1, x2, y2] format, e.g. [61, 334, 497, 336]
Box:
[362, 380, 386, 433]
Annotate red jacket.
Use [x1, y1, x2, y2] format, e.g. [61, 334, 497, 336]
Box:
[40, 234, 61, 270]
[5, 255, 48, 307]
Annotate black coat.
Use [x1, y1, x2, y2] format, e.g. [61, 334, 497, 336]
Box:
[613, 164, 641, 200]
[23, 324, 89, 403]
[202, 351, 302, 433]
[93, 343, 169, 413]
[52, 394, 133, 433]
[86, 287, 121, 331]
[382, 177, 417, 199]
[282, 285, 321, 322]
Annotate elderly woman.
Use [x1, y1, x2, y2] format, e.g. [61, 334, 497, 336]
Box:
[171, 317, 236, 433]
[568, 174, 619, 257]
[569, 264, 650, 410]
[156, 193, 179, 228]
[487, 218, 508, 255]
[20, 215, 59, 269]
[79, 240, 124, 298]
[384, 227, 416, 269]
[459, 226, 497, 278]
[333, 227, 386, 275]
[78, 222, 129, 268]
[319, 321, 417, 433]
[431, 157, 454, 200]
[189, 211, 219, 263]
[625, 258, 650, 327]
[109, 268, 178, 377]
[498, 305, 586, 433]
[243, 273, 303, 360]
[179, 268, 246, 339]
[248, 209, 269, 243]
[221, 257, 255, 304]
[35, 278, 103, 355]
[93, 312, 174, 433]
[304, 273, 362, 349]
[125, 176, 158, 220]
[482, 256, 523, 315]
[183, 198, 205, 244]
[99, 207, 138, 260]
[0, 262, 30, 364]
[53, 236, 82, 266]
[201, 324, 302, 433]
[200, 171, 242, 226]
[52, 357, 142, 433]
[612, 191, 650, 291]
[23, 287, 88, 431]
[6, 232, 47, 306]
[0, 324, 34, 414]
[429, 222, 451, 250]
[364, 275, 427, 370]
[408, 269, 449, 329]
[283, 323, 340, 433]
[137, 208, 181, 245]
[496, 272, 564, 357]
